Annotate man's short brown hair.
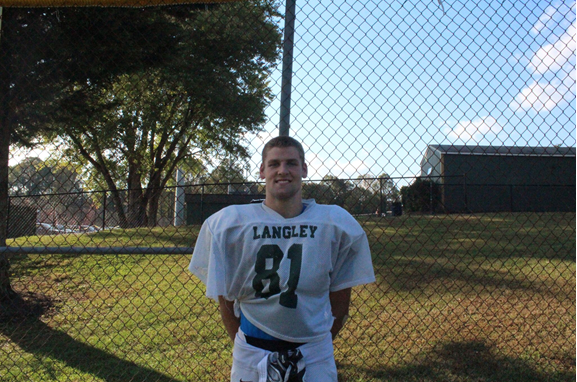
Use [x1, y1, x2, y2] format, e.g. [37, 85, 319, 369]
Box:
[262, 136, 305, 163]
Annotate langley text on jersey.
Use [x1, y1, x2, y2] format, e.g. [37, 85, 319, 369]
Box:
[252, 225, 318, 240]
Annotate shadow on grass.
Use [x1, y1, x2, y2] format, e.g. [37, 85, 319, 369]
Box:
[337, 340, 575, 382]
[0, 292, 181, 382]
[372, 257, 571, 298]
[363, 213, 576, 263]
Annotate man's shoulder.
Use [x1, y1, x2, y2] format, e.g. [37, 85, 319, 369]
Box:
[311, 203, 354, 220]
[308, 203, 362, 230]
[205, 203, 263, 228]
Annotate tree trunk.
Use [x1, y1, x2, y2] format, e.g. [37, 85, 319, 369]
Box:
[126, 168, 146, 228]
[0, 7, 15, 302]
[147, 189, 162, 227]
[109, 188, 129, 228]
[145, 169, 164, 227]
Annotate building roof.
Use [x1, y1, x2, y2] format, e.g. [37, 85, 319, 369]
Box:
[427, 145, 576, 157]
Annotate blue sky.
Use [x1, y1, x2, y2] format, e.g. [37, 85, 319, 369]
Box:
[11, 0, 575, 189]
[248, 0, 576, 185]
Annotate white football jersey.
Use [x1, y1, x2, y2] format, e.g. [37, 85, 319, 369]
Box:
[189, 199, 375, 343]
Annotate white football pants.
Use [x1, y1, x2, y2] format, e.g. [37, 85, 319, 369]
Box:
[230, 330, 338, 382]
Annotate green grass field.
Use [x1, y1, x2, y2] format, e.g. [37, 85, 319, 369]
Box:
[0, 213, 575, 381]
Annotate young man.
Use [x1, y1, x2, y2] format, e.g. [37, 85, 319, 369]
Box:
[189, 136, 375, 381]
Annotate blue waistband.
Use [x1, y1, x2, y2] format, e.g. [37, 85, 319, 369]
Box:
[239, 310, 279, 341]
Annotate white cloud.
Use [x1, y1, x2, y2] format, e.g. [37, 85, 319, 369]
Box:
[529, 22, 576, 74]
[511, 73, 575, 113]
[531, 4, 558, 35]
[307, 154, 369, 180]
[512, 15, 576, 113]
[444, 117, 503, 142]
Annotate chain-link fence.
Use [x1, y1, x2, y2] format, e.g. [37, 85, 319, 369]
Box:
[1, 0, 575, 381]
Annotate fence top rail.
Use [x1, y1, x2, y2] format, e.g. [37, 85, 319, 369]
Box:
[0, 247, 194, 255]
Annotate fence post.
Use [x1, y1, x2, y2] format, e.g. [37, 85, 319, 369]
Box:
[462, 175, 468, 213]
[174, 169, 186, 226]
[430, 178, 434, 215]
[509, 185, 514, 212]
[200, 184, 205, 223]
[279, 0, 297, 136]
[0, 6, 14, 301]
[379, 177, 383, 216]
[102, 191, 107, 229]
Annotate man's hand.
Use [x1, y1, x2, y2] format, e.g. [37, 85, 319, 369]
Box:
[218, 296, 240, 343]
[329, 287, 351, 339]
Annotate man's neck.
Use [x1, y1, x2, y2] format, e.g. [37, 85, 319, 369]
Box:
[264, 197, 304, 219]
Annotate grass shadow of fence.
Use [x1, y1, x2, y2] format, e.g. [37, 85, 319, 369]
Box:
[0, 292, 181, 382]
[374, 257, 568, 298]
[337, 340, 575, 382]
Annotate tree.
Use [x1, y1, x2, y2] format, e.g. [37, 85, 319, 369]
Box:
[9, 158, 93, 227]
[302, 182, 332, 204]
[359, 173, 400, 200]
[0, 8, 57, 302]
[44, 2, 282, 228]
[356, 173, 380, 194]
[302, 176, 381, 215]
[321, 175, 352, 207]
[400, 177, 442, 213]
[204, 158, 250, 193]
[0, 5, 202, 302]
[9, 157, 84, 196]
[207, 159, 248, 185]
[356, 173, 400, 214]
[0, 3, 281, 300]
[377, 173, 401, 203]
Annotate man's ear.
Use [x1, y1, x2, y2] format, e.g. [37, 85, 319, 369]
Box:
[302, 162, 308, 178]
[259, 163, 265, 179]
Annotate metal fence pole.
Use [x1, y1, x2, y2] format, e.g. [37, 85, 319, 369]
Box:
[278, 0, 296, 136]
[102, 191, 107, 229]
[174, 169, 186, 226]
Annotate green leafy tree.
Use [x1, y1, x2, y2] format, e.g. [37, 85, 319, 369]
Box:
[9, 158, 50, 196]
[304, 177, 378, 214]
[42, 2, 281, 228]
[0, 5, 201, 301]
[0, 3, 281, 300]
[358, 173, 400, 199]
[378, 173, 401, 203]
[9, 157, 84, 196]
[357, 173, 401, 213]
[200, 158, 250, 194]
[207, 158, 250, 185]
[302, 182, 332, 204]
[321, 175, 352, 207]
[400, 177, 442, 213]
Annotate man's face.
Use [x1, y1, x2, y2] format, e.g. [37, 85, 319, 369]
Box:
[259, 146, 308, 202]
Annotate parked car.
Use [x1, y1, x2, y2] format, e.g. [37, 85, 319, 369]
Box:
[36, 223, 62, 235]
[79, 225, 100, 233]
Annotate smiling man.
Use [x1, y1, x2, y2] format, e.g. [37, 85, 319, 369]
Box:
[189, 136, 375, 382]
[259, 141, 307, 214]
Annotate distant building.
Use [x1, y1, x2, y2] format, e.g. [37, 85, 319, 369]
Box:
[420, 145, 576, 213]
[186, 182, 264, 224]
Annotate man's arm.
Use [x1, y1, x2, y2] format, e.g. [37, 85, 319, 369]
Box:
[218, 296, 240, 343]
[329, 287, 351, 340]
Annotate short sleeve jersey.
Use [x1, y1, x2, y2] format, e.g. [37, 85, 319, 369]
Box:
[188, 199, 375, 343]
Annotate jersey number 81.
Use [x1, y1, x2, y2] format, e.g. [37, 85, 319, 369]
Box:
[252, 244, 302, 309]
